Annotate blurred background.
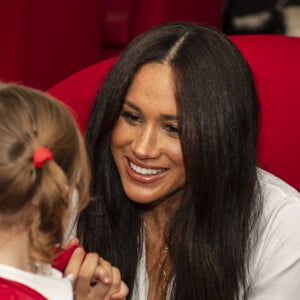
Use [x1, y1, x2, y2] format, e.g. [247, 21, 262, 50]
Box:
[0, 0, 299, 90]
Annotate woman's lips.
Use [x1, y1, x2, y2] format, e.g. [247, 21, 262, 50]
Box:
[124, 158, 168, 184]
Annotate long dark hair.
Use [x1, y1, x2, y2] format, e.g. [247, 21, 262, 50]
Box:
[78, 22, 262, 299]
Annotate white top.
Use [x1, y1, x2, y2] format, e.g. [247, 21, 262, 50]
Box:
[131, 169, 300, 300]
[0, 264, 73, 299]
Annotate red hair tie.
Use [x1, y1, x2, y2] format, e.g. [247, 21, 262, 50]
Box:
[33, 147, 54, 168]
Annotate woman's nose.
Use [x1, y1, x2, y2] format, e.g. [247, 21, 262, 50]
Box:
[131, 126, 160, 159]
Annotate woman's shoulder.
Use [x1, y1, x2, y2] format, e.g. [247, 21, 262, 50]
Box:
[247, 169, 300, 298]
[258, 168, 299, 199]
[257, 168, 300, 239]
[257, 168, 300, 212]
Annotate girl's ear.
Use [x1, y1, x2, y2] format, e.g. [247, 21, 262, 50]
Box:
[63, 187, 79, 243]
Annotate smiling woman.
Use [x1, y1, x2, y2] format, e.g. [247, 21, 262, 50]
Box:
[111, 63, 185, 205]
[75, 21, 300, 300]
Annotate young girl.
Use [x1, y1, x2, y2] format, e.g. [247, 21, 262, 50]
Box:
[0, 83, 128, 300]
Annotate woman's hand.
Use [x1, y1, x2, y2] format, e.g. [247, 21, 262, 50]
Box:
[63, 238, 128, 300]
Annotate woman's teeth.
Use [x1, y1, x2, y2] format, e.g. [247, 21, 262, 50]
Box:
[130, 161, 164, 175]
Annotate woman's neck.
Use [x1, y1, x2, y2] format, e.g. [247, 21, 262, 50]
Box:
[142, 188, 183, 234]
[0, 228, 33, 272]
[142, 192, 182, 300]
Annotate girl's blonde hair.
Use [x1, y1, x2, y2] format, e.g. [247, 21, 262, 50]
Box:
[0, 83, 91, 263]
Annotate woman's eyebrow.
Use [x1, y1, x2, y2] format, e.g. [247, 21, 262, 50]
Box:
[124, 100, 141, 113]
[161, 114, 178, 121]
[124, 100, 178, 121]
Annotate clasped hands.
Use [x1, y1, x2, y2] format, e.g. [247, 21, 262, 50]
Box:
[61, 238, 128, 300]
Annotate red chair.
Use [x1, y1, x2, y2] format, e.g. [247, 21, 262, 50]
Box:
[48, 35, 300, 192]
[0, 1, 106, 90]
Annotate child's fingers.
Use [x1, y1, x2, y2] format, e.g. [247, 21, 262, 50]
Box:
[75, 252, 99, 294]
[64, 247, 86, 287]
[92, 264, 127, 300]
[92, 257, 113, 285]
[87, 257, 114, 299]
[109, 267, 122, 295]
[111, 281, 129, 300]
[69, 252, 129, 300]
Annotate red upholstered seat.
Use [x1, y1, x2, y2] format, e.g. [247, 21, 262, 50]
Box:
[0, 1, 106, 90]
[48, 35, 300, 192]
[230, 35, 300, 192]
[48, 56, 116, 132]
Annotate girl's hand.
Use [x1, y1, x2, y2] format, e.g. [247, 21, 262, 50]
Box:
[63, 240, 128, 300]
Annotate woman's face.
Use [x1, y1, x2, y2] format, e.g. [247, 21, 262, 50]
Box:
[111, 63, 185, 204]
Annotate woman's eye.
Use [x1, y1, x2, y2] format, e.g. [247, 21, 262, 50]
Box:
[121, 111, 141, 124]
[165, 124, 179, 136]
